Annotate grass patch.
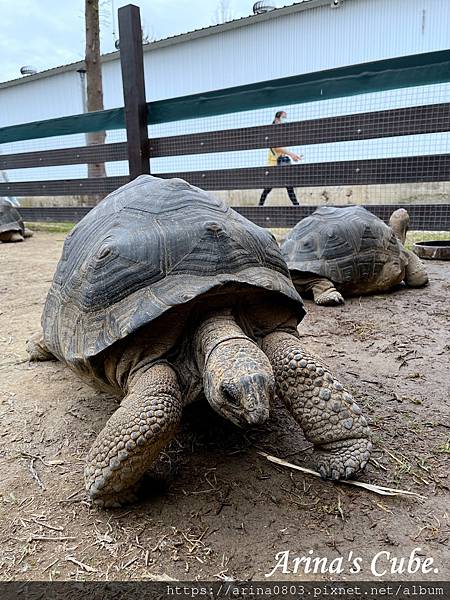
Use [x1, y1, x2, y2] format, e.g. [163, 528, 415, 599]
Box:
[270, 229, 450, 249]
[25, 222, 75, 234]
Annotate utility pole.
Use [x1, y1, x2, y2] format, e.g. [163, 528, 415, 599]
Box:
[85, 0, 106, 194]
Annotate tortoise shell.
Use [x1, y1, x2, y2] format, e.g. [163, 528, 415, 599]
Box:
[0, 199, 24, 235]
[281, 206, 406, 284]
[42, 175, 304, 368]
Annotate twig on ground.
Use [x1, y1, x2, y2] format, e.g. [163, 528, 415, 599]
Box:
[151, 533, 168, 552]
[30, 535, 76, 541]
[42, 559, 59, 573]
[66, 556, 97, 572]
[28, 458, 45, 490]
[258, 452, 427, 500]
[32, 518, 63, 532]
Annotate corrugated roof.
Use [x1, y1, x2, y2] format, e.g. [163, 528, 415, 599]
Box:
[0, 0, 334, 89]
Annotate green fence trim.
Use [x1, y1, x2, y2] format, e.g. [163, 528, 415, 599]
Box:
[1, 50, 449, 144]
[148, 50, 450, 123]
[0, 107, 125, 144]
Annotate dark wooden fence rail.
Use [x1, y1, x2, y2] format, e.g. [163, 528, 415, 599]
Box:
[0, 142, 128, 170]
[0, 5, 449, 229]
[149, 103, 450, 156]
[1, 103, 449, 172]
[2, 154, 450, 197]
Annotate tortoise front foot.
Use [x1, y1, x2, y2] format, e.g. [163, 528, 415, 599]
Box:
[315, 289, 345, 306]
[85, 364, 182, 506]
[314, 438, 372, 480]
[87, 484, 142, 509]
[262, 332, 371, 481]
[306, 277, 344, 306]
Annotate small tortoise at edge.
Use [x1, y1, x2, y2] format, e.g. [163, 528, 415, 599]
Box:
[281, 206, 428, 306]
[0, 199, 33, 243]
[28, 176, 372, 507]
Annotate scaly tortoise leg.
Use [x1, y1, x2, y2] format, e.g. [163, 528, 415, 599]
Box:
[262, 331, 372, 480]
[294, 274, 344, 306]
[313, 281, 345, 306]
[308, 277, 345, 306]
[85, 363, 182, 507]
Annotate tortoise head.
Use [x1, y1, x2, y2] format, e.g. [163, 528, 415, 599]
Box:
[195, 313, 274, 427]
[389, 208, 410, 245]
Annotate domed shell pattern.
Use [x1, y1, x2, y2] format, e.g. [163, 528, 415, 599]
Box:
[281, 206, 406, 284]
[42, 175, 304, 366]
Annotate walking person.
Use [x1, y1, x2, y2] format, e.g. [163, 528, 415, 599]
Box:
[258, 111, 302, 206]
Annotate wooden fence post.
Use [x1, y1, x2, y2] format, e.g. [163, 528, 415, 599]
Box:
[118, 4, 150, 179]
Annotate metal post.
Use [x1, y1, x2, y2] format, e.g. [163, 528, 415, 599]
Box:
[118, 4, 150, 179]
[76, 68, 88, 148]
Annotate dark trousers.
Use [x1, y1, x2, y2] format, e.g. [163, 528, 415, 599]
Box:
[258, 187, 299, 206]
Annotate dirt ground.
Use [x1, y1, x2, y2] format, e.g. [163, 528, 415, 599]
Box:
[0, 232, 449, 582]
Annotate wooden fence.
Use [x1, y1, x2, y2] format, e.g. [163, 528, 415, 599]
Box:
[0, 5, 449, 229]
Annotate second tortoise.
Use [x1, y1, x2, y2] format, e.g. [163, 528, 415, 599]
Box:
[281, 206, 428, 305]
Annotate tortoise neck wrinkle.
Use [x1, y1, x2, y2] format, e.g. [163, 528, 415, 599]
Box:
[194, 311, 250, 371]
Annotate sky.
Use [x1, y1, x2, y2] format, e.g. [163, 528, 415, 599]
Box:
[0, 0, 258, 84]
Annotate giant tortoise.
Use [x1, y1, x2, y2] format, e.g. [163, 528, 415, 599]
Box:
[281, 206, 428, 305]
[0, 199, 32, 243]
[28, 176, 371, 507]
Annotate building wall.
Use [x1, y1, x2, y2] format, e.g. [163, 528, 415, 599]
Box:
[0, 70, 87, 179]
[0, 71, 83, 128]
[102, 0, 450, 107]
[138, 0, 450, 101]
[2, 0, 450, 118]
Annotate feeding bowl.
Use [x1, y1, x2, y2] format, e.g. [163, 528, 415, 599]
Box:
[412, 240, 450, 260]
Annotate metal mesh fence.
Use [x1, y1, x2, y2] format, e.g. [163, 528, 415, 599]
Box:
[0, 13, 449, 230]
[146, 82, 450, 214]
